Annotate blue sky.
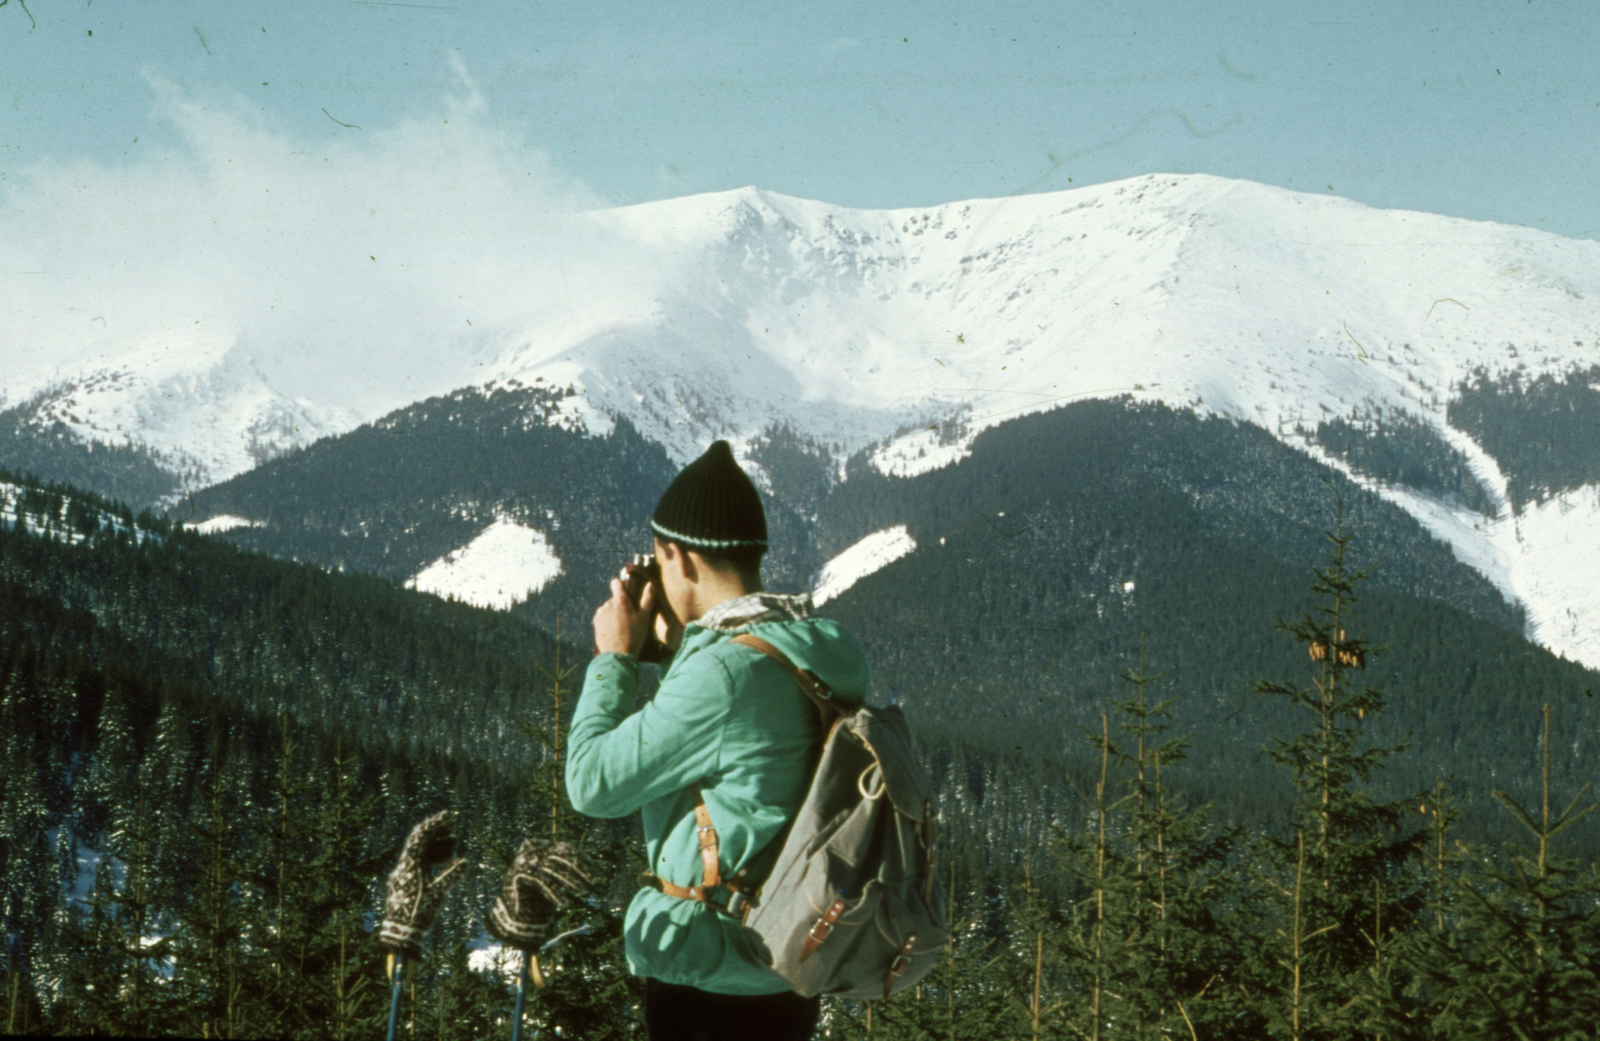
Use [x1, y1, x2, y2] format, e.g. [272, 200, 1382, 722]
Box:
[5, 0, 1597, 237]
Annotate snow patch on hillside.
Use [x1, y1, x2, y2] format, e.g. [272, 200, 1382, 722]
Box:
[407, 516, 562, 610]
[813, 525, 917, 606]
[870, 429, 972, 479]
[193, 514, 263, 535]
[0, 481, 150, 546]
[1511, 485, 1600, 666]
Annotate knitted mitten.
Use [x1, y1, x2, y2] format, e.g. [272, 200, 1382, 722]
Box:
[486, 838, 598, 951]
[378, 810, 467, 958]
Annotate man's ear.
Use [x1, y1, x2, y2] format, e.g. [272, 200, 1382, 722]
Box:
[656, 538, 696, 581]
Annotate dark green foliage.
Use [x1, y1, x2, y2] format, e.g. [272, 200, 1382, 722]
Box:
[498, 628, 647, 1037]
[1043, 654, 1247, 1040]
[0, 468, 565, 777]
[0, 475, 569, 1035]
[1243, 500, 1422, 1039]
[1308, 406, 1492, 514]
[1389, 709, 1600, 1039]
[820, 401, 1594, 855]
[746, 424, 841, 589]
[823, 398, 1519, 631]
[11, 434, 1600, 1036]
[1447, 363, 1600, 511]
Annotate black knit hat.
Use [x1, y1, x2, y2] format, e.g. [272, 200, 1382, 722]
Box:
[650, 440, 768, 550]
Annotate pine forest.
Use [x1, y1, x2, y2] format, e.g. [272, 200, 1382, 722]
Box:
[4, 465, 1600, 1040]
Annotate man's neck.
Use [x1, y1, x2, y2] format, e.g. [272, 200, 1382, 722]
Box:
[685, 579, 762, 625]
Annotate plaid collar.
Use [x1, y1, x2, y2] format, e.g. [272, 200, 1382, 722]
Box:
[695, 592, 814, 633]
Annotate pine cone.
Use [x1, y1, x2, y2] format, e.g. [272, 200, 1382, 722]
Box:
[486, 838, 598, 951]
[378, 811, 467, 958]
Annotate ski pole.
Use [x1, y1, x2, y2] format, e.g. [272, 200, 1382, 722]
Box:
[510, 953, 532, 1041]
[509, 923, 593, 1041]
[386, 952, 405, 1041]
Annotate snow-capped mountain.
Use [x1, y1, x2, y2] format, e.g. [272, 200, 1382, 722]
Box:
[7, 173, 1600, 665]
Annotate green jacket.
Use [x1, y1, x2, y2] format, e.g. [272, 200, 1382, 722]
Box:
[565, 595, 870, 994]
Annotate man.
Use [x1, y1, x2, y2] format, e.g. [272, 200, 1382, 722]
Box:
[566, 440, 870, 1041]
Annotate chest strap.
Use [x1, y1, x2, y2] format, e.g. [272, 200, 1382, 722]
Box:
[638, 634, 844, 921]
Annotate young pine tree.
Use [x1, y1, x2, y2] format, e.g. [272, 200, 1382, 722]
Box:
[1244, 496, 1421, 1041]
[1403, 705, 1600, 1039]
[1046, 649, 1242, 1041]
[499, 620, 644, 1037]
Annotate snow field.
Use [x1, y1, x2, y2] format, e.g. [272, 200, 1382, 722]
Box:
[406, 516, 563, 610]
[813, 525, 917, 607]
[193, 514, 263, 534]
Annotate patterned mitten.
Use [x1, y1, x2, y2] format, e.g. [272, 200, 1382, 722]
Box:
[378, 810, 467, 958]
[486, 838, 598, 951]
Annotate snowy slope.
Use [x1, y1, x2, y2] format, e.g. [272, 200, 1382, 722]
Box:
[0, 481, 151, 546]
[813, 526, 917, 607]
[499, 176, 1600, 667]
[11, 174, 1600, 664]
[404, 515, 562, 610]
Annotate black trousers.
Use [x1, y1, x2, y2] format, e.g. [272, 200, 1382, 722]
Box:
[643, 978, 820, 1041]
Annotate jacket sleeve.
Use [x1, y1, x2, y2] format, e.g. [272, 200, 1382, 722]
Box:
[564, 649, 732, 819]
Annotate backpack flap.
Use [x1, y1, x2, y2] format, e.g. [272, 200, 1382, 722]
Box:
[850, 706, 938, 828]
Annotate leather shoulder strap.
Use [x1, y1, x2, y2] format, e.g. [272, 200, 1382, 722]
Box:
[691, 782, 720, 890]
[729, 633, 847, 729]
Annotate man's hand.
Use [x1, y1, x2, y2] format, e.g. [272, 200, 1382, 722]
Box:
[593, 575, 658, 657]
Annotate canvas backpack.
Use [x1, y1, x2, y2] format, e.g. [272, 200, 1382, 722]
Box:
[640, 633, 947, 1000]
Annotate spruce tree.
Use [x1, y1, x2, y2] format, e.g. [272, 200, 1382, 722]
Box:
[1245, 496, 1421, 1040]
[1402, 706, 1600, 1038]
[503, 623, 646, 1036]
[165, 732, 250, 1040]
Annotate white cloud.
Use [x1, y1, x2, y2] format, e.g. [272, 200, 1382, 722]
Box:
[0, 59, 655, 420]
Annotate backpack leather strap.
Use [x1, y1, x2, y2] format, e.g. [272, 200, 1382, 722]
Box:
[729, 633, 846, 729]
[693, 783, 721, 890]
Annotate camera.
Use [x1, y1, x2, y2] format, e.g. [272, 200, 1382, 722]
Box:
[619, 553, 669, 663]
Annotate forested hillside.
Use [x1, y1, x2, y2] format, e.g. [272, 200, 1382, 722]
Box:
[811, 401, 1598, 842]
[0, 478, 542, 1033]
[7, 470, 1600, 1037]
[170, 393, 1600, 844]
[1448, 362, 1600, 511]
[0, 396, 181, 512]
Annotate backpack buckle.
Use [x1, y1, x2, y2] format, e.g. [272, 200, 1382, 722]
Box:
[799, 898, 848, 962]
[883, 933, 919, 999]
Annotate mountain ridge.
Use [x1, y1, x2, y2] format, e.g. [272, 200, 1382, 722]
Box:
[7, 172, 1600, 664]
